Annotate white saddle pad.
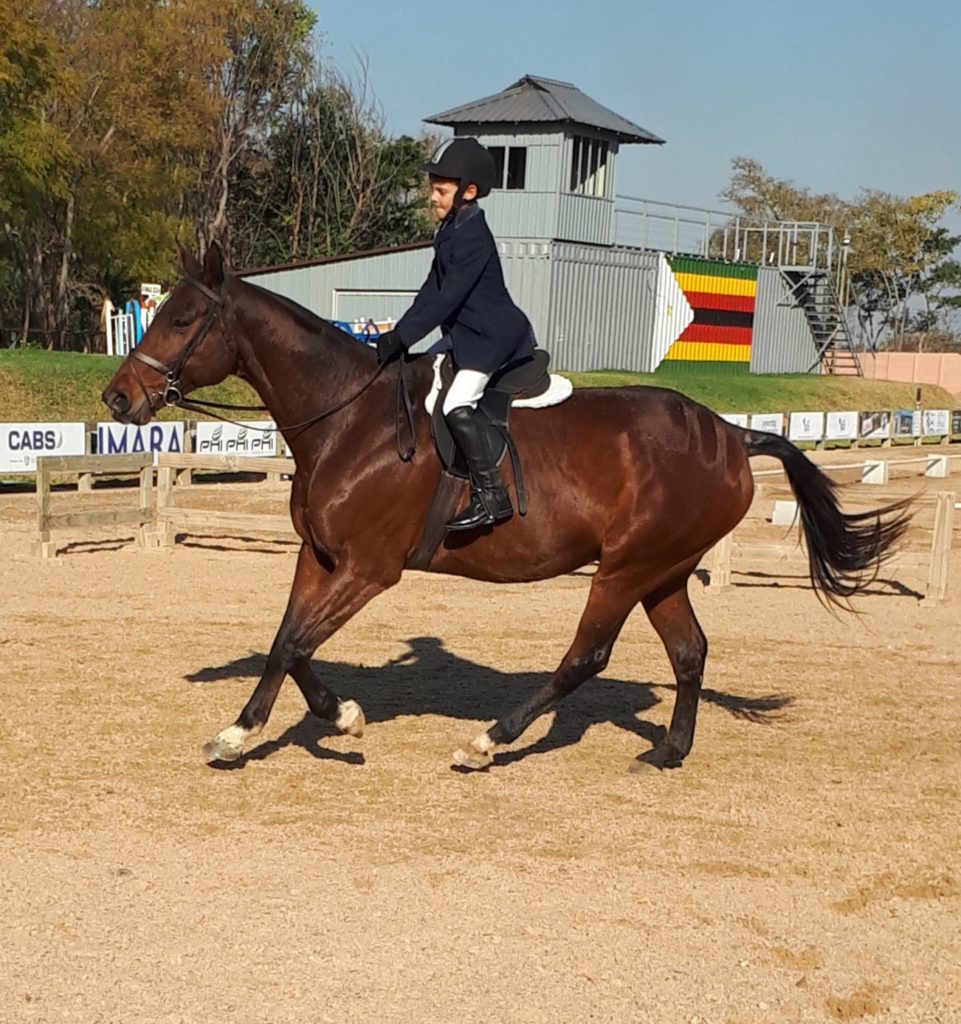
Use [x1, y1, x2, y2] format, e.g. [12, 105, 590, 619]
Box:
[425, 354, 573, 415]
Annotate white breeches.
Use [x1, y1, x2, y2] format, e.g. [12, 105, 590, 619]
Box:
[442, 368, 492, 415]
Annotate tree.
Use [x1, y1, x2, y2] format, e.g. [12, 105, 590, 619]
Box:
[902, 227, 961, 351]
[0, 2, 66, 342]
[0, 0, 212, 346]
[0, 2, 436, 348]
[229, 64, 435, 268]
[184, 0, 316, 261]
[845, 189, 959, 349]
[720, 156, 846, 225]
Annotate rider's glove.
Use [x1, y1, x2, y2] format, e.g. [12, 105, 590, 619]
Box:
[376, 330, 404, 363]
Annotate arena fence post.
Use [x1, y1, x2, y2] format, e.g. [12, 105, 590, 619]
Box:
[32, 458, 55, 559]
[708, 532, 733, 592]
[922, 491, 954, 606]
[156, 464, 176, 547]
[137, 462, 155, 548]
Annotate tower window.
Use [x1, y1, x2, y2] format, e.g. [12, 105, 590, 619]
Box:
[570, 135, 608, 197]
[507, 147, 527, 190]
[487, 145, 527, 190]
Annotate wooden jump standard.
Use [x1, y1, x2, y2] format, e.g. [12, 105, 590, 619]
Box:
[33, 454, 154, 559]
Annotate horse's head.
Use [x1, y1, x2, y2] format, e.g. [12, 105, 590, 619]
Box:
[102, 242, 239, 424]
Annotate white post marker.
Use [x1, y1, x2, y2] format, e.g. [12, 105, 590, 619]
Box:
[861, 459, 889, 485]
[772, 499, 799, 526]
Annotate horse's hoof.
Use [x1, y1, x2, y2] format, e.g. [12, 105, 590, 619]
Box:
[452, 747, 493, 770]
[628, 744, 685, 773]
[452, 731, 494, 771]
[335, 699, 365, 738]
[202, 735, 243, 763]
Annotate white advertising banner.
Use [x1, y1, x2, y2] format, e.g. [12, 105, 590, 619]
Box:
[195, 421, 277, 457]
[788, 411, 825, 442]
[921, 410, 950, 437]
[720, 413, 749, 428]
[749, 412, 784, 435]
[825, 411, 858, 441]
[0, 422, 87, 473]
[95, 421, 184, 456]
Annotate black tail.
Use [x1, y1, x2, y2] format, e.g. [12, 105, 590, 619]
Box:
[743, 430, 912, 607]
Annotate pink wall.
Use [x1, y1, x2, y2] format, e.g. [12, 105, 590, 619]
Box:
[861, 352, 961, 395]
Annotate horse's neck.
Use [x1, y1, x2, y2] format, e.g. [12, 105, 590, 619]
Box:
[230, 281, 375, 450]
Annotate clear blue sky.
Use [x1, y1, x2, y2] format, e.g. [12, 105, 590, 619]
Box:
[309, 0, 960, 224]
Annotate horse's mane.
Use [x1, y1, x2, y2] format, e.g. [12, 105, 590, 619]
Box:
[238, 275, 435, 375]
[241, 277, 352, 345]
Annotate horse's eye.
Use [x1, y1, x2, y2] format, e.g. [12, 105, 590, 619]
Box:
[172, 318, 192, 329]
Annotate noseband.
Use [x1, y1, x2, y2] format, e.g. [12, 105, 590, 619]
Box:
[129, 274, 227, 409]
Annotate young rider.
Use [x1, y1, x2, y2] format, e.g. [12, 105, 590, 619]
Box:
[375, 138, 536, 531]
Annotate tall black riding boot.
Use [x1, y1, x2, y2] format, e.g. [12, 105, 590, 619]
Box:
[445, 406, 513, 531]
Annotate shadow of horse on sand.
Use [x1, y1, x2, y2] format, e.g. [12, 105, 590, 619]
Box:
[186, 635, 793, 771]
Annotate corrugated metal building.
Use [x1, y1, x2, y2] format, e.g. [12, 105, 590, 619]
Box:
[245, 75, 823, 375]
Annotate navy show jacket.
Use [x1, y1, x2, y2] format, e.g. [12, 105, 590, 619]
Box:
[393, 203, 535, 373]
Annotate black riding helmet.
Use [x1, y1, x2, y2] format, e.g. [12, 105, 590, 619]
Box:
[424, 138, 496, 205]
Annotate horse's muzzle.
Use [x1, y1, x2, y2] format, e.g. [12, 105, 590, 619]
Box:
[102, 386, 130, 420]
[101, 387, 149, 424]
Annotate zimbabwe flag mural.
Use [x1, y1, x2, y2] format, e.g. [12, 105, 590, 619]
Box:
[655, 255, 758, 374]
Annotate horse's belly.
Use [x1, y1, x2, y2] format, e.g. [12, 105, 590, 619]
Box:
[427, 512, 601, 583]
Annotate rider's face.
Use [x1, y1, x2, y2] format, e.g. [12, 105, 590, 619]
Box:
[429, 177, 477, 220]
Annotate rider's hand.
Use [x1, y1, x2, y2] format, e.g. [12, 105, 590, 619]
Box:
[376, 330, 403, 363]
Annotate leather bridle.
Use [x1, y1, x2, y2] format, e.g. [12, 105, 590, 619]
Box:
[128, 273, 229, 412]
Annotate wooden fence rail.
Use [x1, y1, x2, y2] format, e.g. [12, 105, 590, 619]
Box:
[152, 454, 296, 547]
[753, 452, 960, 483]
[30, 455, 957, 605]
[31, 453, 297, 557]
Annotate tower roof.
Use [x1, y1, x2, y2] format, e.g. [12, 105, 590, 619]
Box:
[425, 74, 664, 145]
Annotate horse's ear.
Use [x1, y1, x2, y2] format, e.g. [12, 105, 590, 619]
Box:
[177, 241, 203, 278]
[203, 240, 225, 285]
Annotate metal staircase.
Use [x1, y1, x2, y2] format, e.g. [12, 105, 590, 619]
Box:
[781, 269, 863, 376]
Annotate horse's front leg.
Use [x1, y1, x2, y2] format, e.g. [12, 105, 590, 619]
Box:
[202, 543, 397, 763]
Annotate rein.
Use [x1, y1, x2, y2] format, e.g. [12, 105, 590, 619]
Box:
[129, 273, 416, 459]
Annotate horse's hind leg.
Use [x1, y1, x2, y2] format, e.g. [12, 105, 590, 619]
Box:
[202, 544, 392, 762]
[453, 571, 637, 770]
[632, 575, 707, 771]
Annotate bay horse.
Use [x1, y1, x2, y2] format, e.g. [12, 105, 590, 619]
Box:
[102, 243, 910, 772]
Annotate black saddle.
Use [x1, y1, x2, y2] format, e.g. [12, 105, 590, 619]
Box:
[430, 349, 550, 481]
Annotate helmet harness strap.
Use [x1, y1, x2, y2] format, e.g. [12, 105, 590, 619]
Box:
[450, 181, 470, 216]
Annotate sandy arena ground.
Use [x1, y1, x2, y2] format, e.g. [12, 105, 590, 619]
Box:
[1, 449, 958, 1024]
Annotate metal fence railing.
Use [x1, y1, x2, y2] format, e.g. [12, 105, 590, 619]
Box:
[614, 195, 840, 277]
